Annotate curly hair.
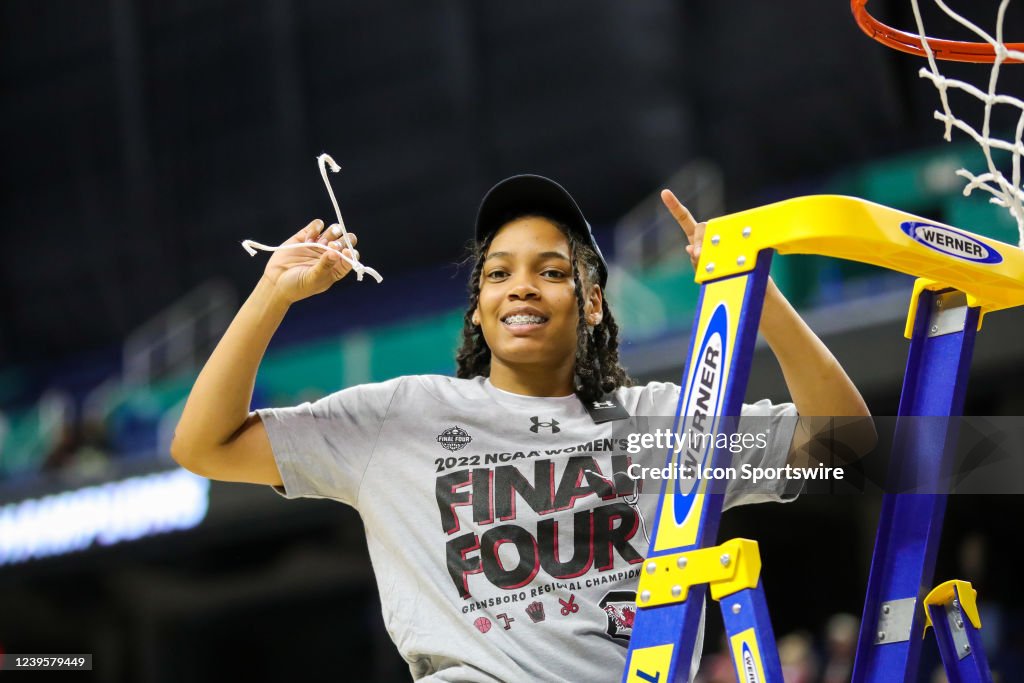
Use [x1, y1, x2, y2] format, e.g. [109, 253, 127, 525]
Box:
[455, 215, 632, 404]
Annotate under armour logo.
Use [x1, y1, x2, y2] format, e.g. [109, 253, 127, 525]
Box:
[530, 417, 560, 433]
[592, 400, 616, 409]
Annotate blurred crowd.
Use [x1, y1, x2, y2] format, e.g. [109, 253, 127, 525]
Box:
[696, 607, 1020, 683]
[0, 384, 177, 488]
[697, 612, 859, 683]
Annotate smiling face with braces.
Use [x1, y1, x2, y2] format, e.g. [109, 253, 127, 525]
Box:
[472, 215, 603, 390]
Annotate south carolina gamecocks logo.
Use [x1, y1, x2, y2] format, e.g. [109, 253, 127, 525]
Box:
[600, 590, 637, 642]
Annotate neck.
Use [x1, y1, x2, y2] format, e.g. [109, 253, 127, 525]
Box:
[488, 357, 575, 398]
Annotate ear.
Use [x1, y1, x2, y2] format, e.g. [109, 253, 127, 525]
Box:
[584, 284, 604, 326]
[472, 307, 481, 326]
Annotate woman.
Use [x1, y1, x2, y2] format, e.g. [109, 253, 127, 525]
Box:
[171, 174, 872, 682]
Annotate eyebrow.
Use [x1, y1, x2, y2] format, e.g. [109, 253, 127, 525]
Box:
[484, 250, 571, 263]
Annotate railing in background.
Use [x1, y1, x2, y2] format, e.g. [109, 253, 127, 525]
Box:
[122, 280, 237, 387]
[0, 281, 236, 484]
[614, 160, 724, 272]
[0, 390, 73, 481]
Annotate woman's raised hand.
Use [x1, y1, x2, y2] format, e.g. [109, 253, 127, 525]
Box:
[261, 219, 360, 304]
[660, 189, 705, 271]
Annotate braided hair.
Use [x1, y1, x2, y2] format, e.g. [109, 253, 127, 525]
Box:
[455, 214, 632, 404]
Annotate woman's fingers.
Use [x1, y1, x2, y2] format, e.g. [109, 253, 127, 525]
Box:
[660, 190, 699, 241]
[334, 232, 357, 248]
[308, 219, 328, 243]
[274, 222, 362, 291]
[318, 223, 358, 246]
[282, 220, 358, 252]
[341, 246, 359, 263]
[327, 235, 358, 258]
[662, 190, 706, 267]
[282, 219, 324, 245]
[691, 221, 706, 262]
[334, 248, 358, 278]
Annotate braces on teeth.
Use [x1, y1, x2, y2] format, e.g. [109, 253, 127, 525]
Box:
[505, 315, 546, 324]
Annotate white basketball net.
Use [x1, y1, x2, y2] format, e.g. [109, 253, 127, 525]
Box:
[911, 0, 1024, 247]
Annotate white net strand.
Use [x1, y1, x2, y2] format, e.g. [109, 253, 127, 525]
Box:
[911, 0, 1024, 247]
[240, 153, 383, 283]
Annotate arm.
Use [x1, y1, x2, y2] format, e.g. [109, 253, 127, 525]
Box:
[758, 278, 868, 417]
[170, 219, 360, 484]
[758, 278, 877, 465]
[659, 190, 877, 465]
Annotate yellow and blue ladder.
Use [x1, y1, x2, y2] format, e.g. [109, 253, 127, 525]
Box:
[622, 196, 1023, 683]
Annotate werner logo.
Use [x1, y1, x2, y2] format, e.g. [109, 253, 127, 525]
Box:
[900, 221, 1002, 264]
[741, 643, 760, 682]
[673, 303, 727, 525]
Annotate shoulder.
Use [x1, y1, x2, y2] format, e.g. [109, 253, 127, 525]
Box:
[739, 397, 798, 418]
[343, 374, 490, 407]
[614, 381, 681, 415]
[322, 375, 484, 398]
[304, 375, 483, 418]
[612, 381, 796, 417]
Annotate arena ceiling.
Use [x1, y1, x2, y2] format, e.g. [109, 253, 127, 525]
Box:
[2, 0, 1020, 395]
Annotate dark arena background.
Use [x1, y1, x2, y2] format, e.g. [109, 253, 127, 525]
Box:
[2, 1, 1024, 681]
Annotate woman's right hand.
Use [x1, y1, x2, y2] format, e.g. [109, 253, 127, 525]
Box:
[261, 219, 360, 304]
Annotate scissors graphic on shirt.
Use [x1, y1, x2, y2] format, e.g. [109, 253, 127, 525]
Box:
[559, 594, 579, 616]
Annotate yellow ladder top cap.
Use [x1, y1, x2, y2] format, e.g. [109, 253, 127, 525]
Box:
[698, 195, 1024, 316]
[923, 579, 982, 635]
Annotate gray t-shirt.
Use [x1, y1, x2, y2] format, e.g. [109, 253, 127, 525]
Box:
[256, 375, 798, 682]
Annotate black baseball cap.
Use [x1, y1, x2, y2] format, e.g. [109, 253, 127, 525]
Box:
[475, 174, 609, 287]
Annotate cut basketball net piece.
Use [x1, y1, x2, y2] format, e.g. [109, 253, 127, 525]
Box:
[241, 153, 383, 283]
[853, 0, 1024, 248]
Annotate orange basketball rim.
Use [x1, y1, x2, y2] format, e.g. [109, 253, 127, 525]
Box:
[851, 0, 1024, 63]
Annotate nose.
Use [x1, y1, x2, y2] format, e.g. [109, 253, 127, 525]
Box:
[507, 276, 540, 301]
[508, 285, 539, 301]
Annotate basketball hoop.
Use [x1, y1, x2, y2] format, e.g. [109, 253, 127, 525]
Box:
[854, 0, 1024, 248]
[851, 0, 1024, 63]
